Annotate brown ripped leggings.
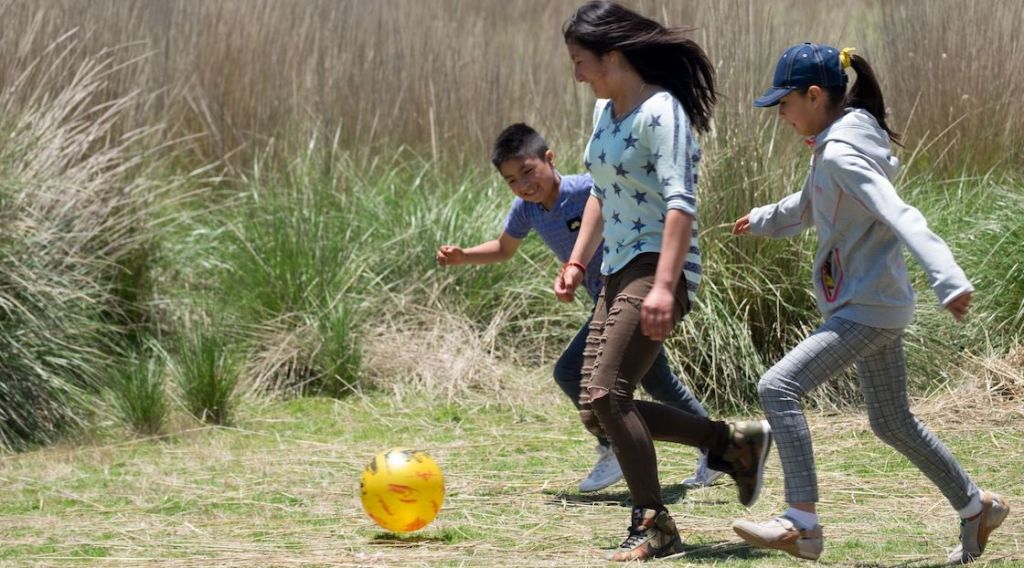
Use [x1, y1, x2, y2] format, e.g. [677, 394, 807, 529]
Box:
[580, 253, 732, 509]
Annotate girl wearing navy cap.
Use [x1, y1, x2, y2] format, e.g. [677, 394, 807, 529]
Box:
[731, 43, 1008, 564]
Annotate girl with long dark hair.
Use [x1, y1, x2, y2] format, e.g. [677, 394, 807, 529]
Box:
[556, 2, 772, 561]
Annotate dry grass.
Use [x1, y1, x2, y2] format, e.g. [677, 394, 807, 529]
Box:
[243, 322, 325, 399]
[0, 1, 1020, 173]
[0, 31, 183, 448]
[961, 346, 1024, 403]
[362, 306, 509, 403]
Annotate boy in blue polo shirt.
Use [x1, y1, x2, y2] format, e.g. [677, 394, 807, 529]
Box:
[436, 123, 721, 492]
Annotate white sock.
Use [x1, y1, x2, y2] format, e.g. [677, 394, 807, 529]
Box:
[784, 507, 819, 530]
[958, 492, 983, 519]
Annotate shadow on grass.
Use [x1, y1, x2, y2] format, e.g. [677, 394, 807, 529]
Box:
[544, 487, 632, 507]
[670, 541, 772, 562]
[851, 561, 960, 568]
[370, 532, 446, 544]
[682, 547, 961, 567]
[369, 525, 486, 545]
[543, 482, 732, 508]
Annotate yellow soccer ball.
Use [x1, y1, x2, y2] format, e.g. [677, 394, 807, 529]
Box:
[359, 448, 445, 532]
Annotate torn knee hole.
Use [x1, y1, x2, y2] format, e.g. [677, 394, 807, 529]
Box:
[588, 386, 609, 401]
[612, 294, 645, 309]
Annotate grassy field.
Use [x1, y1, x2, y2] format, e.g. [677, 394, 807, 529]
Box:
[1, 369, 1022, 567]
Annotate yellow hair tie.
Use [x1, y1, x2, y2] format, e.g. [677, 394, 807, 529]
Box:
[839, 47, 856, 70]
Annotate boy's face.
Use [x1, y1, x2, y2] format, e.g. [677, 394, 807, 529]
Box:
[498, 151, 558, 205]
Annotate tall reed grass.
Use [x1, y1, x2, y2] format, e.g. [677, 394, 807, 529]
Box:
[210, 147, 580, 398]
[172, 326, 238, 425]
[219, 147, 367, 398]
[0, 1, 1020, 173]
[113, 354, 168, 437]
[189, 144, 1018, 414]
[0, 36, 176, 449]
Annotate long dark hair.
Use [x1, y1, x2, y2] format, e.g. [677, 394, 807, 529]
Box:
[823, 54, 901, 145]
[563, 1, 716, 134]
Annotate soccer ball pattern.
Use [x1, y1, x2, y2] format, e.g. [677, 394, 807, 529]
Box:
[359, 448, 445, 532]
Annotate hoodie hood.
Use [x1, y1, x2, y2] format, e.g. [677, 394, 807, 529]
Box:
[813, 108, 900, 179]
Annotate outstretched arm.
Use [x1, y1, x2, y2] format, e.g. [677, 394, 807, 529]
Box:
[436, 232, 522, 266]
[823, 143, 974, 319]
[739, 186, 813, 238]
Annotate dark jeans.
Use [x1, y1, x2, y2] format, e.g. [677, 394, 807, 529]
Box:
[580, 253, 730, 509]
[554, 314, 709, 449]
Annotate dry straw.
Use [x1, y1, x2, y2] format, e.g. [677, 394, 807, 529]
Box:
[0, 1, 1019, 173]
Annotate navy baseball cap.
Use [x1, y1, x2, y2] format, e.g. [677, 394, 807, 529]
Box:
[754, 43, 849, 107]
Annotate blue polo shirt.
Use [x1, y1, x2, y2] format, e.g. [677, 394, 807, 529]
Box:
[503, 173, 605, 301]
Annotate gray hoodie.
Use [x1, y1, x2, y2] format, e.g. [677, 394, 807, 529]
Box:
[748, 108, 972, 329]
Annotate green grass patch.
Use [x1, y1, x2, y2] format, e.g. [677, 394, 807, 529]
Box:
[1, 376, 1020, 566]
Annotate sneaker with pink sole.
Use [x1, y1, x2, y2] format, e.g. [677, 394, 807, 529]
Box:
[732, 515, 823, 561]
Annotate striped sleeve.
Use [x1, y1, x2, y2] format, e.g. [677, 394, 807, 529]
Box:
[642, 95, 698, 217]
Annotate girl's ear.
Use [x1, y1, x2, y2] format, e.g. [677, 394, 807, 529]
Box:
[545, 149, 555, 165]
[807, 85, 823, 105]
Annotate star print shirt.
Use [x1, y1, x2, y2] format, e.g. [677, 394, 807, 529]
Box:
[583, 92, 702, 302]
[503, 173, 605, 301]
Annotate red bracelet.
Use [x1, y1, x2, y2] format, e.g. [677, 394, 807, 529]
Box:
[563, 261, 587, 275]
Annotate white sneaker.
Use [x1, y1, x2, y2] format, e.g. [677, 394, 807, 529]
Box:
[683, 451, 726, 488]
[579, 444, 623, 492]
[732, 515, 824, 560]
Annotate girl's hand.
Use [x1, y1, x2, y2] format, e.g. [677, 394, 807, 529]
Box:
[554, 265, 583, 302]
[945, 292, 972, 322]
[436, 245, 465, 266]
[732, 214, 751, 235]
[641, 285, 675, 341]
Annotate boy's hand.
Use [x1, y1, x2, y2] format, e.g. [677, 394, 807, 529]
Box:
[732, 214, 751, 235]
[945, 291, 972, 322]
[436, 245, 465, 266]
[554, 265, 583, 302]
[641, 285, 675, 341]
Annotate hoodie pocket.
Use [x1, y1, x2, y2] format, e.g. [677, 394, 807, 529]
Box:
[820, 248, 844, 303]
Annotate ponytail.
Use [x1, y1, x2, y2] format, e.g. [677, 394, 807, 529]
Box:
[563, 1, 717, 133]
[831, 54, 901, 145]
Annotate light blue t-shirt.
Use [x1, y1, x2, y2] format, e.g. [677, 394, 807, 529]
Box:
[583, 92, 702, 302]
[503, 173, 605, 300]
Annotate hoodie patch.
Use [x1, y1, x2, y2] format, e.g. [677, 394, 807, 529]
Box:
[821, 248, 843, 302]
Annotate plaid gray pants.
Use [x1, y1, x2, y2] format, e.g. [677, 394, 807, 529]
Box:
[758, 317, 978, 507]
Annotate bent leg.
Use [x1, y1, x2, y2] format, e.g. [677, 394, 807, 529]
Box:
[857, 333, 979, 509]
[640, 348, 709, 419]
[758, 317, 892, 503]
